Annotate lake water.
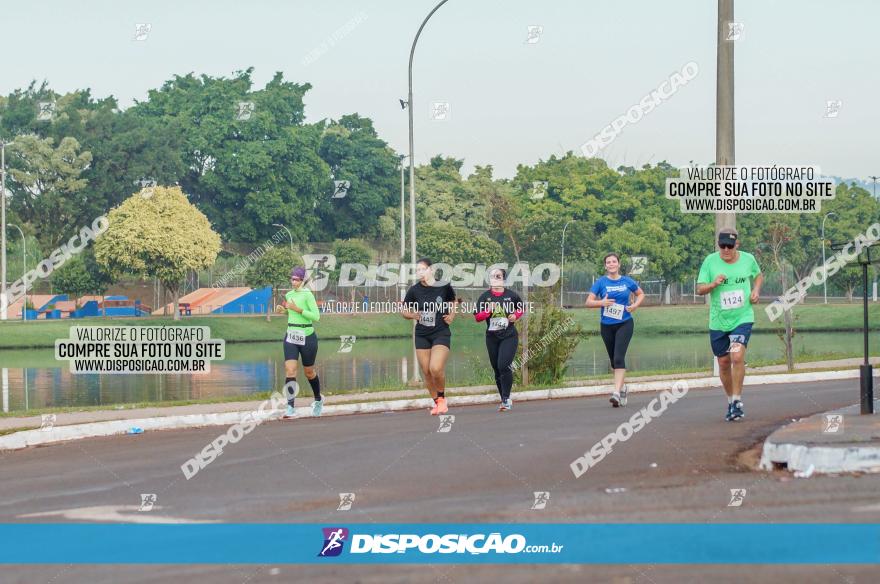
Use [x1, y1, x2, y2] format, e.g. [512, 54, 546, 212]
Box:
[0, 331, 873, 413]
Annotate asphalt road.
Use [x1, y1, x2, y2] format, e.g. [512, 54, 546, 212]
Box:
[2, 377, 878, 583]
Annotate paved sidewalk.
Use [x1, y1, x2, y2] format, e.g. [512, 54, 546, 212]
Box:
[759, 400, 880, 475]
[2, 357, 877, 434]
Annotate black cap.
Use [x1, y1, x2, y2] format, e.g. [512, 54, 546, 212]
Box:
[718, 230, 738, 246]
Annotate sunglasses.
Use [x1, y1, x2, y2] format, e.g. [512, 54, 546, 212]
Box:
[290, 277, 303, 282]
[719, 243, 735, 250]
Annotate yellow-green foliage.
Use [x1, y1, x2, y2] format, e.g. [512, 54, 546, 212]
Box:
[94, 185, 221, 289]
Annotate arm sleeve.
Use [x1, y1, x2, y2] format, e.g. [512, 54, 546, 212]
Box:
[301, 292, 320, 323]
[697, 258, 711, 284]
[474, 291, 490, 321]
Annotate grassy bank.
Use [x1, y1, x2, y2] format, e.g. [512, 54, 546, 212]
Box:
[0, 303, 878, 349]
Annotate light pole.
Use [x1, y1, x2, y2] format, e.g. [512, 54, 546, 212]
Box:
[271, 223, 294, 252]
[560, 220, 575, 308]
[407, 0, 449, 271]
[869, 175, 878, 199]
[404, 0, 449, 384]
[1, 140, 14, 321]
[399, 155, 407, 261]
[6, 224, 24, 320]
[821, 211, 837, 304]
[713, 0, 736, 378]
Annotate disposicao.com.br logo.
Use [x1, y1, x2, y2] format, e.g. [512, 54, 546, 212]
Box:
[317, 527, 563, 556]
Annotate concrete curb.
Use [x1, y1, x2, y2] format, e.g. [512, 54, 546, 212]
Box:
[0, 368, 867, 453]
[759, 401, 880, 475]
[759, 442, 880, 475]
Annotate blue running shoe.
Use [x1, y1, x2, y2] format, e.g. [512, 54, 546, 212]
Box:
[284, 404, 295, 419]
[312, 399, 323, 417]
[725, 402, 734, 422]
[731, 400, 744, 421]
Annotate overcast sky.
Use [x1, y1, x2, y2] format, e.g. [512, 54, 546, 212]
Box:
[4, 0, 878, 180]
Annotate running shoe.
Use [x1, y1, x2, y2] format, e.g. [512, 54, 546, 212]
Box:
[619, 384, 628, 407]
[283, 404, 296, 419]
[610, 392, 621, 408]
[312, 399, 323, 417]
[731, 400, 744, 421]
[430, 399, 440, 415]
[506, 397, 513, 410]
[724, 402, 735, 422]
[498, 401, 509, 412]
[436, 397, 449, 414]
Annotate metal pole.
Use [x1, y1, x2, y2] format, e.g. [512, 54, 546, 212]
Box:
[7, 224, 24, 320]
[714, 0, 736, 378]
[822, 212, 837, 304]
[560, 220, 573, 308]
[869, 176, 878, 199]
[1, 142, 7, 321]
[400, 162, 406, 260]
[860, 247, 874, 414]
[407, 0, 449, 384]
[272, 224, 293, 252]
[715, 0, 736, 240]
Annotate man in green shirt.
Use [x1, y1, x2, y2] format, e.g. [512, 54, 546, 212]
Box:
[696, 228, 763, 422]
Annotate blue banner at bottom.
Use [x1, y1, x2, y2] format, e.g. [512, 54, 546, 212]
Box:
[1, 524, 878, 564]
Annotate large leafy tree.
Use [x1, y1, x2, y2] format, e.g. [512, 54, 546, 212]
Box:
[6, 135, 93, 250]
[94, 185, 221, 319]
[317, 114, 399, 239]
[132, 69, 330, 243]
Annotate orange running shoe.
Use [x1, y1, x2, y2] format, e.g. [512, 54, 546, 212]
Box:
[430, 399, 440, 415]
[436, 397, 449, 414]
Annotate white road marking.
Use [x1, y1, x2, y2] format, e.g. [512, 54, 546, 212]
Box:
[19, 505, 217, 524]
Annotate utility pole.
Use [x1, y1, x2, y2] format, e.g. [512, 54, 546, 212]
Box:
[716, 0, 736, 239]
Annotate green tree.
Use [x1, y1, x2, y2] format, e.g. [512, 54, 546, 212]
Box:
[416, 223, 502, 266]
[244, 246, 303, 292]
[519, 285, 583, 385]
[6, 135, 93, 249]
[133, 70, 330, 243]
[94, 185, 221, 320]
[317, 114, 399, 239]
[51, 250, 113, 298]
[331, 240, 373, 301]
[244, 245, 302, 320]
